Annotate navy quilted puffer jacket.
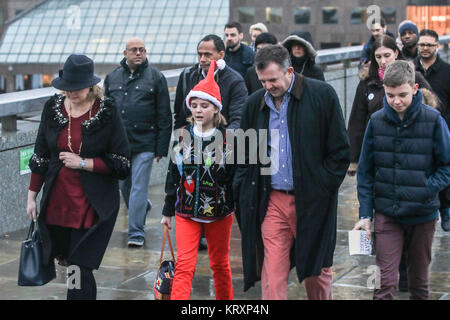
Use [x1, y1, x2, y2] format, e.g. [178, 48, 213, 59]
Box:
[357, 90, 450, 224]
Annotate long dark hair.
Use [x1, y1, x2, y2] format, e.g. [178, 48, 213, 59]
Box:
[368, 35, 404, 80]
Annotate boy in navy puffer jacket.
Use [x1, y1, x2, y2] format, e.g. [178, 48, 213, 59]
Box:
[354, 60, 450, 300]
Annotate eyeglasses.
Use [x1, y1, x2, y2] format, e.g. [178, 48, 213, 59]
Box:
[418, 43, 438, 48]
[127, 47, 146, 53]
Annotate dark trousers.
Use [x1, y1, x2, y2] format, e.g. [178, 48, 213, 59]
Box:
[66, 266, 97, 300]
[373, 213, 436, 300]
[47, 225, 97, 300]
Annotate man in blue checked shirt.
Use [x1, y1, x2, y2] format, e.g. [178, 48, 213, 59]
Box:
[234, 44, 350, 299]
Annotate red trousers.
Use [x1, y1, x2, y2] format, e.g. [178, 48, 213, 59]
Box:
[171, 215, 233, 300]
[261, 190, 333, 300]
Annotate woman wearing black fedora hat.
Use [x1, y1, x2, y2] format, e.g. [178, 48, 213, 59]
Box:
[26, 54, 131, 300]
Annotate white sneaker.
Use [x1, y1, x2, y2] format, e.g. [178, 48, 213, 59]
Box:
[127, 238, 144, 247]
[146, 199, 152, 213]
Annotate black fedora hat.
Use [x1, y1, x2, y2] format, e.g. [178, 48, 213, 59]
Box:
[52, 54, 101, 91]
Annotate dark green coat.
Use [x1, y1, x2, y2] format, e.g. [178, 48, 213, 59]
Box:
[233, 73, 350, 291]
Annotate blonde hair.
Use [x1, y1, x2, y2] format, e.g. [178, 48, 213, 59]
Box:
[249, 23, 268, 35]
[87, 85, 104, 100]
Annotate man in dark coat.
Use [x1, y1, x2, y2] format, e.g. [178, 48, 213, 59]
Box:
[245, 32, 278, 95]
[104, 37, 172, 247]
[174, 34, 247, 130]
[281, 31, 325, 81]
[399, 21, 419, 60]
[414, 29, 450, 231]
[224, 22, 255, 78]
[233, 45, 350, 299]
[359, 18, 395, 67]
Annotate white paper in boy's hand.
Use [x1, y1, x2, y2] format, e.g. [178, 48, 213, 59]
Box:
[348, 230, 373, 256]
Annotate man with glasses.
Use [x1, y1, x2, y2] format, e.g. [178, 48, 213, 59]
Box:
[104, 37, 172, 247]
[414, 29, 450, 231]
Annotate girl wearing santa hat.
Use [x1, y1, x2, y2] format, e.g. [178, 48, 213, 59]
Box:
[161, 59, 235, 300]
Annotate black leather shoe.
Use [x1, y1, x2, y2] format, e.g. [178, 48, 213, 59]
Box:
[146, 200, 152, 214]
[441, 209, 450, 232]
[398, 271, 408, 292]
[198, 237, 207, 251]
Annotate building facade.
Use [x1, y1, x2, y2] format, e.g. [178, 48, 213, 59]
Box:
[230, 0, 407, 48]
[0, 0, 43, 92]
[0, 0, 448, 93]
[0, 0, 43, 36]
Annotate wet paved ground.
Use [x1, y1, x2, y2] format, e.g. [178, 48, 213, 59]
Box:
[0, 175, 449, 300]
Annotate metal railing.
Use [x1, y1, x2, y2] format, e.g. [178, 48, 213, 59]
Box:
[1, 35, 449, 133]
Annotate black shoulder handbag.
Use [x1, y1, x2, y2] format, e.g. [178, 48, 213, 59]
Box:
[18, 220, 56, 286]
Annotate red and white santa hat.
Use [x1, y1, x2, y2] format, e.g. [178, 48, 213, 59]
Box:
[185, 59, 225, 112]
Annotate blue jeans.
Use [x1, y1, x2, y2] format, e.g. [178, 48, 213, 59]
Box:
[119, 151, 154, 241]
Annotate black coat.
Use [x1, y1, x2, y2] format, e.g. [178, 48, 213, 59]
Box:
[402, 46, 419, 61]
[414, 55, 450, 127]
[291, 56, 325, 81]
[162, 125, 235, 219]
[174, 63, 248, 130]
[244, 66, 262, 95]
[29, 95, 131, 269]
[233, 73, 350, 291]
[104, 58, 172, 157]
[281, 33, 325, 82]
[414, 56, 450, 209]
[224, 43, 255, 78]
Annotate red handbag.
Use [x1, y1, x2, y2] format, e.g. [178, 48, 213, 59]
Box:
[153, 225, 176, 300]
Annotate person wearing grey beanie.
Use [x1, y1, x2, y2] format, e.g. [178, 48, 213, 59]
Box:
[399, 21, 419, 60]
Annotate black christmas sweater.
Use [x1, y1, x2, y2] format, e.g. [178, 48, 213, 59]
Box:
[162, 125, 236, 220]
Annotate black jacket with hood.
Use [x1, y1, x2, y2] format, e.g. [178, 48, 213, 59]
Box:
[282, 31, 325, 82]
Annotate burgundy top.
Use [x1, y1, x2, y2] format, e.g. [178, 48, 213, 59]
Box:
[29, 99, 111, 229]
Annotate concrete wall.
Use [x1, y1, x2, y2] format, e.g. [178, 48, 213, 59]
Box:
[0, 121, 40, 235]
